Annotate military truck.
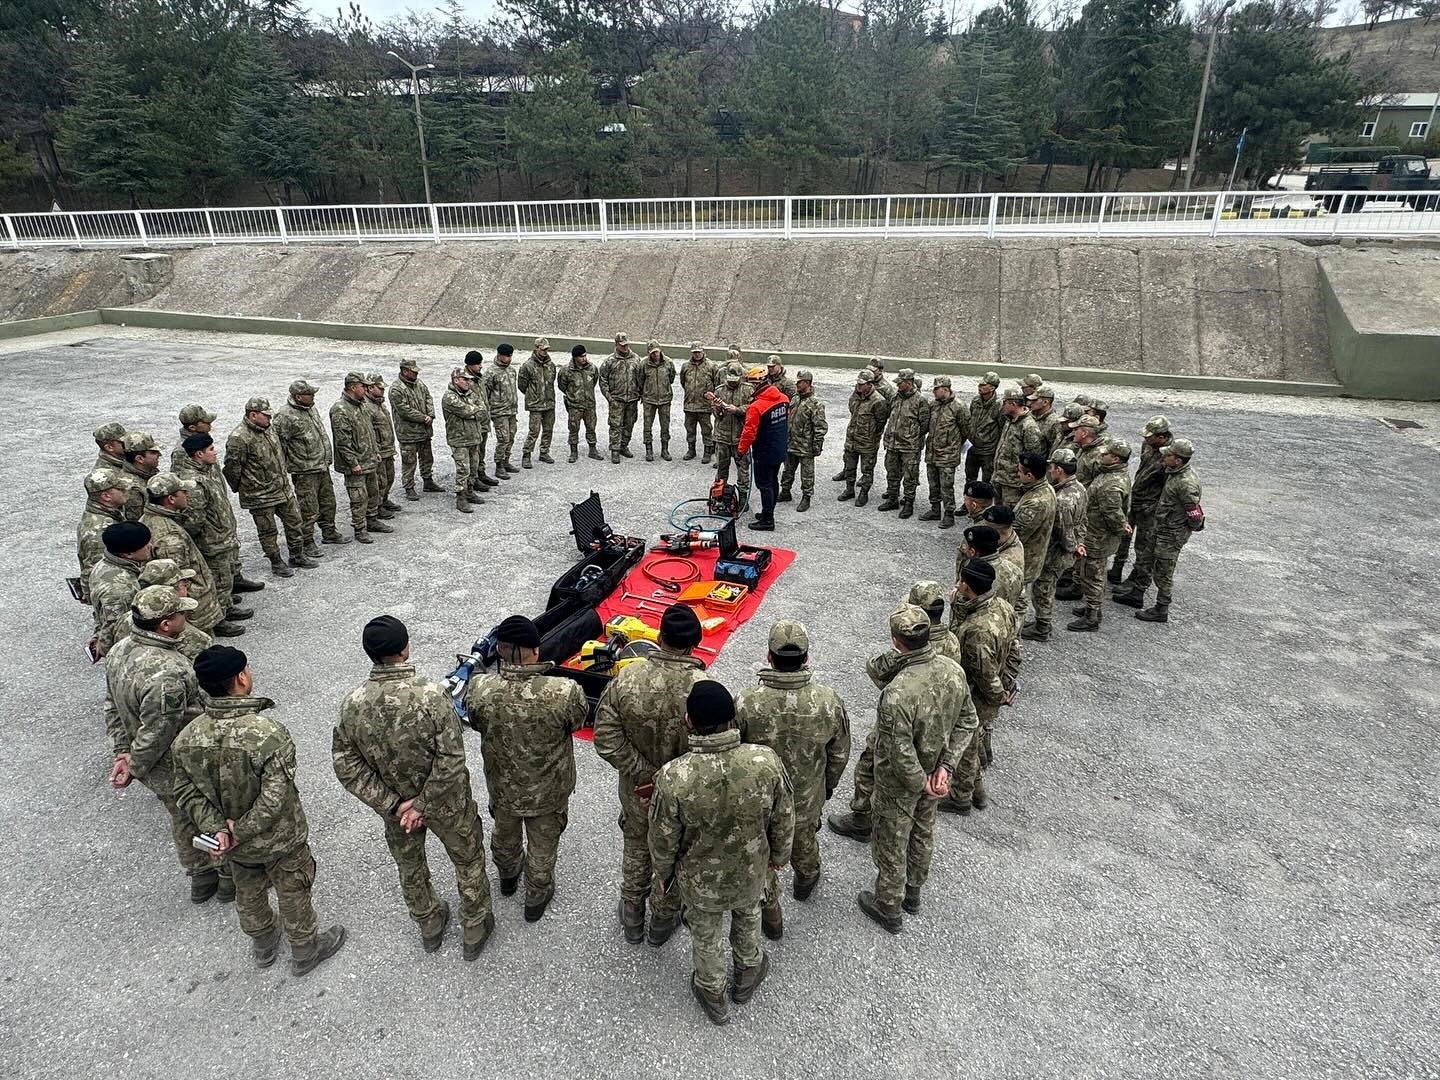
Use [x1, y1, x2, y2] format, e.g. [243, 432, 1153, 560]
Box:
[1305, 154, 1440, 211]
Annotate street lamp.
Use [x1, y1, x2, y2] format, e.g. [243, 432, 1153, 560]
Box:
[1183, 0, 1238, 192]
[388, 50, 436, 205]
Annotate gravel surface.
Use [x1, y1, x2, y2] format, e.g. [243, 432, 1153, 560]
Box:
[3, 326, 1437, 1080]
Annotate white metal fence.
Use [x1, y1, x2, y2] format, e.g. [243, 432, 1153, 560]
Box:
[4, 191, 1438, 249]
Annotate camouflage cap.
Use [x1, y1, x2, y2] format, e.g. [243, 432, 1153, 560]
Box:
[1062, 403, 1086, 422]
[646, 340, 661, 353]
[1033, 386, 1056, 401]
[1103, 438, 1132, 461]
[868, 357, 885, 371]
[1168, 437, 1195, 459]
[122, 431, 158, 454]
[896, 368, 917, 383]
[1143, 414, 1172, 436]
[452, 367, 472, 381]
[94, 421, 128, 445]
[244, 396, 273, 414]
[906, 580, 946, 613]
[1021, 373, 1044, 389]
[1073, 393, 1093, 407]
[889, 603, 932, 641]
[724, 364, 742, 381]
[932, 375, 952, 389]
[727, 347, 743, 361]
[982, 371, 1001, 387]
[138, 558, 196, 587]
[178, 404, 216, 426]
[1048, 447, 1077, 466]
[1074, 415, 1101, 430]
[132, 584, 197, 620]
[796, 369, 814, 382]
[534, 337, 550, 350]
[614, 332, 629, 344]
[1088, 398, 1107, 412]
[289, 378, 318, 396]
[855, 370, 875, 385]
[84, 467, 127, 495]
[343, 372, 366, 387]
[399, 359, 419, 373]
[688, 340, 704, 353]
[767, 619, 810, 655]
[766, 354, 783, 367]
[364, 372, 384, 387]
[146, 472, 191, 499]
[1002, 387, 1026, 403]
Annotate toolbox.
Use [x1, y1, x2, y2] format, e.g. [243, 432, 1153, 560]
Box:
[713, 525, 773, 589]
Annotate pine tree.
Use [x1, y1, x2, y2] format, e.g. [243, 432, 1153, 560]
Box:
[505, 43, 610, 196]
[222, 34, 319, 203]
[937, 20, 1026, 190]
[847, 0, 942, 191]
[631, 49, 717, 195]
[57, 52, 176, 206]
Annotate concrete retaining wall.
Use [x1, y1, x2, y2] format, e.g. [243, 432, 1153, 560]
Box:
[1320, 247, 1440, 401]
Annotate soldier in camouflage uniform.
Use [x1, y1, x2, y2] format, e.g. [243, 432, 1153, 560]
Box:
[1011, 452, 1058, 625]
[992, 388, 1046, 508]
[175, 645, 345, 975]
[955, 523, 1023, 617]
[594, 604, 708, 946]
[334, 616, 495, 958]
[600, 332, 643, 462]
[118, 432, 162, 521]
[920, 375, 970, 529]
[272, 379, 349, 550]
[1119, 438, 1202, 624]
[765, 354, 798, 400]
[1024, 448, 1088, 641]
[518, 338, 558, 467]
[389, 360, 444, 499]
[484, 345, 520, 476]
[966, 372, 1004, 484]
[170, 404, 215, 471]
[837, 370, 890, 507]
[859, 605, 974, 933]
[877, 369, 930, 518]
[1073, 416, 1107, 487]
[710, 363, 754, 508]
[650, 680, 794, 1025]
[639, 341, 677, 462]
[89, 521, 151, 655]
[331, 372, 389, 538]
[679, 342, 719, 462]
[117, 558, 214, 661]
[1028, 386, 1062, 454]
[442, 368, 489, 515]
[77, 468, 131, 605]
[463, 615, 585, 923]
[865, 358, 896, 405]
[735, 620, 849, 940]
[93, 421, 129, 473]
[556, 345, 604, 463]
[1069, 440, 1132, 632]
[364, 373, 403, 513]
[1111, 415, 1174, 591]
[225, 397, 318, 575]
[962, 479, 995, 525]
[1053, 402, 1087, 456]
[778, 369, 827, 512]
[176, 433, 251, 624]
[941, 560, 1015, 815]
[141, 474, 239, 637]
[104, 585, 232, 903]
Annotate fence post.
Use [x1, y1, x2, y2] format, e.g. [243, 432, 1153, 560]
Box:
[204, 209, 217, 245]
[429, 203, 441, 243]
[884, 195, 893, 236]
[1095, 194, 1108, 238]
[1331, 192, 1347, 236]
[351, 206, 362, 244]
[986, 195, 998, 239]
[784, 197, 792, 240]
[690, 198, 698, 238]
[2, 214, 17, 249]
[134, 210, 149, 248]
[1208, 192, 1224, 238]
[513, 202, 523, 242]
[599, 200, 609, 242]
[275, 206, 289, 245]
[68, 213, 82, 244]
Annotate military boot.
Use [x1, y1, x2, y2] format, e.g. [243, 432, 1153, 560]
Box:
[619, 447, 634, 459]
[618, 898, 645, 945]
[191, 868, 221, 903]
[611, 451, 622, 464]
[877, 495, 900, 512]
[645, 446, 654, 462]
[683, 444, 697, 461]
[269, 556, 295, 579]
[1107, 562, 1126, 585]
[368, 519, 396, 533]
[463, 913, 496, 961]
[854, 487, 870, 508]
[831, 469, 847, 482]
[375, 506, 397, 520]
[648, 909, 680, 947]
[1054, 583, 1083, 601]
[502, 460, 521, 476]
[232, 572, 266, 593]
[1136, 604, 1170, 623]
[973, 777, 990, 810]
[226, 603, 255, 621]
[382, 497, 403, 512]
[303, 540, 324, 560]
[568, 445, 579, 464]
[898, 500, 914, 520]
[456, 494, 473, 514]
[793, 873, 819, 901]
[422, 478, 444, 492]
[857, 890, 903, 934]
[937, 793, 971, 815]
[939, 512, 956, 530]
[320, 527, 352, 546]
[1021, 621, 1051, 641]
[827, 811, 872, 843]
[499, 872, 520, 897]
[902, 885, 922, 915]
[1112, 587, 1145, 609]
[692, 976, 731, 1026]
[476, 471, 499, 489]
[761, 900, 784, 941]
[289, 551, 320, 570]
[354, 529, 373, 544]
[420, 900, 451, 953]
[730, 951, 770, 1005]
[701, 448, 713, 465]
[524, 883, 555, 923]
[405, 487, 420, 501]
[588, 446, 604, 461]
[918, 504, 941, 521]
[1066, 606, 1101, 632]
[465, 490, 486, 506]
[522, 453, 533, 469]
[252, 926, 281, 969]
[290, 925, 347, 977]
[838, 483, 856, 502]
[660, 442, 672, 461]
[776, 488, 792, 503]
[539, 451, 555, 464]
[796, 496, 811, 513]
[213, 621, 246, 638]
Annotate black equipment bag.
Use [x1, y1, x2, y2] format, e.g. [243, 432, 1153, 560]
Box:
[548, 492, 644, 611]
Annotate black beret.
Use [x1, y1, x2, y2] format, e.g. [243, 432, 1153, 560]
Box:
[194, 644, 247, 682]
[1018, 451, 1047, 478]
[496, 342, 514, 356]
[686, 680, 734, 727]
[659, 604, 702, 649]
[965, 525, 1000, 555]
[495, 614, 540, 648]
[464, 350, 484, 365]
[102, 521, 151, 555]
[964, 480, 994, 500]
[182, 433, 214, 455]
[571, 344, 587, 358]
[362, 615, 409, 657]
[960, 558, 996, 594]
[982, 504, 1015, 526]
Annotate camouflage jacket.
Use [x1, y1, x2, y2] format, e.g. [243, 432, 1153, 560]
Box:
[366, 398, 398, 458]
[871, 376, 896, 404]
[735, 669, 850, 827]
[330, 395, 380, 473]
[333, 663, 479, 822]
[89, 553, 143, 657]
[712, 382, 753, 447]
[77, 500, 125, 584]
[594, 651, 708, 791]
[1154, 463, 1202, 547]
[440, 386, 488, 448]
[115, 613, 212, 661]
[388, 377, 436, 443]
[648, 728, 794, 913]
[103, 626, 202, 778]
[1034, 408, 1063, 455]
[174, 456, 238, 557]
[770, 373, 798, 400]
[140, 505, 222, 631]
[517, 354, 558, 411]
[872, 646, 975, 810]
[483, 363, 519, 418]
[867, 624, 962, 688]
[272, 399, 332, 475]
[172, 695, 309, 863]
[599, 351, 642, 403]
[968, 393, 1004, 454]
[953, 591, 1017, 706]
[463, 662, 584, 816]
[844, 390, 891, 452]
[883, 388, 931, 454]
[223, 419, 293, 508]
[1077, 442, 1105, 487]
[555, 360, 599, 409]
[1130, 441, 1170, 514]
[925, 397, 970, 467]
[639, 355, 676, 406]
[1049, 475, 1089, 557]
[1013, 478, 1058, 582]
[679, 358, 720, 412]
[998, 533, 1027, 586]
[1085, 462, 1132, 547]
[787, 393, 828, 456]
[993, 412, 1045, 492]
[120, 461, 154, 520]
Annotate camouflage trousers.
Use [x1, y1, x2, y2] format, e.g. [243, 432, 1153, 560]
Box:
[883, 450, 921, 503]
[140, 761, 220, 877]
[840, 447, 879, 492]
[290, 471, 338, 536]
[1151, 533, 1190, 607]
[964, 449, 995, 485]
[490, 806, 568, 905]
[449, 445, 483, 497]
[249, 496, 304, 561]
[946, 702, 996, 809]
[204, 546, 237, 611]
[780, 453, 816, 498]
[491, 415, 518, 468]
[1123, 508, 1160, 587]
[607, 399, 639, 453]
[1031, 545, 1071, 629]
[687, 904, 762, 998]
[870, 792, 938, 910]
[383, 806, 494, 933]
[713, 444, 751, 507]
[925, 461, 958, 513]
[523, 409, 555, 456]
[565, 406, 598, 451]
[342, 472, 381, 532]
[399, 439, 435, 492]
[683, 410, 714, 454]
[618, 788, 681, 920]
[230, 844, 317, 947]
[642, 403, 672, 451]
[376, 454, 396, 504]
[848, 729, 877, 817]
[765, 813, 821, 904]
[1079, 538, 1121, 609]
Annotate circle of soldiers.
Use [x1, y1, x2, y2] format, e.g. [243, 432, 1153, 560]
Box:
[77, 336, 1204, 1024]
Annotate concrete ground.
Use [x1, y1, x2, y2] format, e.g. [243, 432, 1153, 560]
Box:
[2, 326, 1437, 1080]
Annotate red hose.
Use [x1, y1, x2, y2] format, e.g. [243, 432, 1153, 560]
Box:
[643, 556, 701, 593]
